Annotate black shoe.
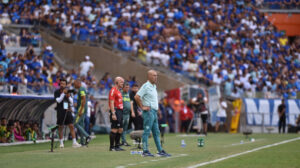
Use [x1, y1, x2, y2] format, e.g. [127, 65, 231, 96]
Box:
[115, 146, 125, 151]
[157, 150, 171, 157]
[109, 147, 116, 151]
[142, 150, 154, 157]
[85, 136, 91, 146]
[122, 141, 131, 147]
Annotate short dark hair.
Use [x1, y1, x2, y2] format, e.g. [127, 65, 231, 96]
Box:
[8, 120, 14, 126]
[60, 78, 67, 84]
[132, 83, 138, 87]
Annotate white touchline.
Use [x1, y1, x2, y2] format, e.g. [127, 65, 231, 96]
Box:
[187, 137, 300, 168]
[223, 138, 265, 147]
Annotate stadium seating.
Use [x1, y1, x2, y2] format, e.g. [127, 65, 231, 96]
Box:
[0, 0, 299, 99]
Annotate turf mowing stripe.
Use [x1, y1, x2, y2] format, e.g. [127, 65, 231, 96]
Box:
[116, 154, 188, 168]
[187, 137, 300, 168]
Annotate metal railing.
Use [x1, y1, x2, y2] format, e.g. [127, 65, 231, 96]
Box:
[2, 24, 43, 48]
[0, 84, 54, 96]
[257, 3, 300, 11]
[0, 83, 110, 98]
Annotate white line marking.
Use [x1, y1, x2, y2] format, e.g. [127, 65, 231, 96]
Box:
[150, 160, 159, 162]
[0, 140, 52, 146]
[187, 137, 300, 168]
[127, 164, 137, 166]
[160, 158, 168, 161]
[177, 134, 206, 137]
[223, 139, 265, 147]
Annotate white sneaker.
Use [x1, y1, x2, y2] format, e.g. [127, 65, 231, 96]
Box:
[72, 142, 82, 148]
[60, 143, 64, 148]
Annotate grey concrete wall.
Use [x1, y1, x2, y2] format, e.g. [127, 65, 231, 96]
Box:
[41, 32, 185, 91]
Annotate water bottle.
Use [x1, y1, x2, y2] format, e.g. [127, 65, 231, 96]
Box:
[26, 130, 31, 141]
[181, 139, 186, 148]
[42, 132, 45, 140]
[130, 151, 135, 155]
[10, 132, 15, 143]
[198, 137, 204, 147]
[200, 138, 204, 147]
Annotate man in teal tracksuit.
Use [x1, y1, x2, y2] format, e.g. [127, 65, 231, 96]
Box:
[74, 79, 91, 146]
[134, 70, 171, 157]
[121, 82, 132, 146]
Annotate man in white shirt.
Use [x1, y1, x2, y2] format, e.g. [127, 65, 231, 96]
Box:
[150, 47, 162, 65]
[182, 58, 190, 72]
[139, 25, 148, 37]
[80, 56, 94, 77]
[83, 3, 92, 16]
[213, 72, 223, 85]
[215, 98, 227, 132]
[85, 99, 92, 134]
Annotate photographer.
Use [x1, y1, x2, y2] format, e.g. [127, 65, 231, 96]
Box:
[54, 79, 81, 148]
[192, 92, 208, 135]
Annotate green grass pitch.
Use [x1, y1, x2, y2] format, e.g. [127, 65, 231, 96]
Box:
[1, 133, 299, 168]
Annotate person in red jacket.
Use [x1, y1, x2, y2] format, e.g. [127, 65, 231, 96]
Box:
[180, 100, 194, 133]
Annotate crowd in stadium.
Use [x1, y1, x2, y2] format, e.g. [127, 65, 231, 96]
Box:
[1, 0, 298, 99]
[0, 28, 118, 95]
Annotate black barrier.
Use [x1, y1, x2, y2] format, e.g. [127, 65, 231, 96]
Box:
[0, 94, 54, 123]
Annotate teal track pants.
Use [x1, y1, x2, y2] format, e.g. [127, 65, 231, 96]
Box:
[121, 114, 130, 143]
[142, 109, 162, 152]
[74, 115, 89, 144]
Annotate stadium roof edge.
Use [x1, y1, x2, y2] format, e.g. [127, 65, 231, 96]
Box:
[0, 94, 54, 99]
[259, 9, 300, 13]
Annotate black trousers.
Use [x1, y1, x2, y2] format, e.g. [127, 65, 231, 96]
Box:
[279, 116, 286, 133]
[133, 115, 143, 130]
[181, 120, 191, 133]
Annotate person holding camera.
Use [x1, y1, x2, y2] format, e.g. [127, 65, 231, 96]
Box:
[54, 79, 81, 148]
[193, 92, 208, 135]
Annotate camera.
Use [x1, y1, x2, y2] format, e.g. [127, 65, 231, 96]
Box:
[68, 89, 76, 94]
[65, 87, 76, 94]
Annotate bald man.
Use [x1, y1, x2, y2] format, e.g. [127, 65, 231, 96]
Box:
[74, 79, 91, 146]
[108, 77, 125, 151]
[135, 70, 171, 157]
